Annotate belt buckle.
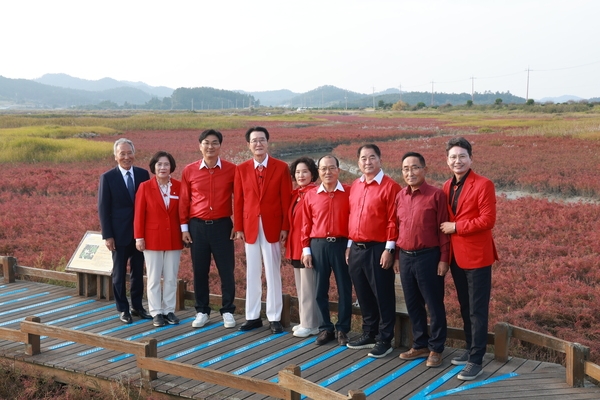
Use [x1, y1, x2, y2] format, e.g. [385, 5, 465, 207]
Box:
[356, 242, 367, 249]
[205, 220, 214, 225]
[326, 237, 336, 243]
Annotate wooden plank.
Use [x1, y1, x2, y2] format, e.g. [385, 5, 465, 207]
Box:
[137, 357, 291, 399]
[1, 256, 17, 283]
[584, 360, 600, 382]
[511, 325, 569, 353]
[20, 320, 149, 357]
[14, 265, 78, 283]
[0, 326, 27, 343]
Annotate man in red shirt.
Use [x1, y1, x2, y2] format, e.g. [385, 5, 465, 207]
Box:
[346, 144, 400, 358]
[234, 127, 293, 334]
[440, 137, 498, 381]
[180, 129, 237, 329]
[301, 155, 352, 346]
[396, 152, 449, 368]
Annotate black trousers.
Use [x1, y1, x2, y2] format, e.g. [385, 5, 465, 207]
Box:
[189, 217, 236, 315]
[400, 248, 447, 353]
[450, 261, 492, 365]
[348, 242, 396, 343]
[112, 238, 145, 312]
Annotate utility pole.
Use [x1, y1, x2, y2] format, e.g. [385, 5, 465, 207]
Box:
[526, 67, 530, 101]
[398, 83, 402, 101]
[372, 86, 376, 109]
[345, 94, 347, 110]
[471, 76, 475, 102]
[191, 98, 194, 111]
[430, 81, 434, 106]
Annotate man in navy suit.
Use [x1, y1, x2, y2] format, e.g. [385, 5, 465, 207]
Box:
[98, 138, 151, 324]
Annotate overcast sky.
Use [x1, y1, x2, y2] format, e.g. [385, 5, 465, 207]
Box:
[2, 0, 599, 99]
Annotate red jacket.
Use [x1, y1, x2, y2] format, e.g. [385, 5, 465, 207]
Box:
[285, 183, 317, 260]
[443, 170, 498, 269]
[134, 178, 183, 251]
[234, 156, 292, 244]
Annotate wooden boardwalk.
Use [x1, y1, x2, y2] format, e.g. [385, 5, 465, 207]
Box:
[1, 280, 599, 399]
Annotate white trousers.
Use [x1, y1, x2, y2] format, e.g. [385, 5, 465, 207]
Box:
[245, 218, 283, 321]
[294, 267, 320, 329]
[143, 249, 182, 316]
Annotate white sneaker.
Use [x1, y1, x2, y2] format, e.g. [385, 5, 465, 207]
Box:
[293, 327, 319, 337]
[223, 312, 236, 328]
[192, 312, 209, 328]
[292, 325, 302, 332]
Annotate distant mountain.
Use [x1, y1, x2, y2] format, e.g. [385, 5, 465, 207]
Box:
[0, 75, 153, 107]
[35, 73, 173, 98]
[238, 89, 298, 107]
[537, 95, 584, 103]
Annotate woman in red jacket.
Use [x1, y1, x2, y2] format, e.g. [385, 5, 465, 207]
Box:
[134, 151, 183, 327]
[285, 157, 321, 338]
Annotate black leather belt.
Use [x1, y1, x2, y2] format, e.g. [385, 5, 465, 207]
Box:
[399, 247, 437, 256]
[354, 242, 379, 249]
[313, 237, 346, 243]
[193, 217, 230, 225]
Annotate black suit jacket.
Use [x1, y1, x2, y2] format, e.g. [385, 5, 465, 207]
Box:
[98, 166, 150, 246]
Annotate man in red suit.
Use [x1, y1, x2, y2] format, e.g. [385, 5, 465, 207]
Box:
[234, 126, 292, 334]
[440, 137, 499, 381]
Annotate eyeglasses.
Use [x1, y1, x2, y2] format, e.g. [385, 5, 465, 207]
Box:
[201, 141, 220, 147]
[318, 166, 338, 172]
[401, 166, 423, 174]
[250, 138, 267, 144]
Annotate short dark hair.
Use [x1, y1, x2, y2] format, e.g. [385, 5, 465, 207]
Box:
[401, 152, 426, 167]
[357, 144, 381, 158]
[289, 156, 318, 183]
[245, 126, 270, 143]
[317, 154, 340, 168]
[149, 151, 176, 174]
[446, 137, 472, 157]
[199, 129, 223, 144]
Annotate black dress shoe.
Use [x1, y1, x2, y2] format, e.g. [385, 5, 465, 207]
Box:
[119, 311, 132, 324]
[270, 321, 283, 334]
[153, 314, 165, 327]
[239, 318, 263, 331]
[131, 308, 152, 319]
[164, 312, 180, 325]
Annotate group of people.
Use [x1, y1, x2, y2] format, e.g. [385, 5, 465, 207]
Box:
[97, 128, 497, 382]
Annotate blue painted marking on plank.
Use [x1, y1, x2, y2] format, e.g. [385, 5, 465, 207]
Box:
[363, 359, 425, 397]
[107, 317, 215, 361]
[300, 358, 376, 400]
[47, 315, 117, 346]
[424, 372, 519, 399]
[0, 296, 72, 317]
[270, 346, 347, 383]
[232, 336, 313, 375]
[198, 333, 287, 368]
[0, 292, 49, 307]
[39, 300, 102, 338]
[0, 298, 95, 327]
[0, 285, 6, 289]
[409, 365, 463, 399]
[75, 318, 161, 355]
[161, 330, 244, 362]
[0, 288, 27, 297]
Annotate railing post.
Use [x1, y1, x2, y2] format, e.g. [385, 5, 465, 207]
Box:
[176, 279, 186, 311]
[281, 294, 291, 328]
[348, 390, 367, 400]
[280, 364, 300, 400]
[139, 338, 158, 383]
[566, 342, 589, 387]
[2, 256, 17, 283]
[494, 322, 511, 362]
[23, 316, 41, 355]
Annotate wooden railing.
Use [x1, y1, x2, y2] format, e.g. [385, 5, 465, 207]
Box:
[2, 255, 600, 390]
[0, 315, 365, 399]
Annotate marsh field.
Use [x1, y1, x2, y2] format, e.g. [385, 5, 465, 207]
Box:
[1, 107, 600, 367]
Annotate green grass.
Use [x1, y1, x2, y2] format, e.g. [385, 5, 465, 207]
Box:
[0, 125, 114, 163]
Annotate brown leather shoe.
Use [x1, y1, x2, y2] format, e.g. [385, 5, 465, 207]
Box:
[426, 351, 443, 367]
[399, 347, 430, 360]
[337, 331, 348, 346]
[315, 330, 335, 345]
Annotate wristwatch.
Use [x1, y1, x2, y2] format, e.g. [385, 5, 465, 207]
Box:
[386, 248, 395, 254]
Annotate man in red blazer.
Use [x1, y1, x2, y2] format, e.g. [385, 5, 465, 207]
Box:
[234, 126, 292, 334]
[440, 137, 499, 381]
